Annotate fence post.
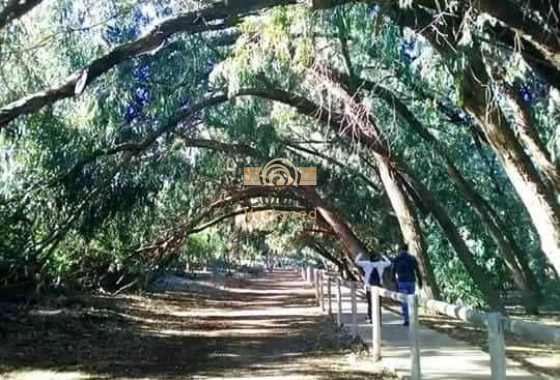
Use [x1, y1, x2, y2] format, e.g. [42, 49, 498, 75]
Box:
[408, 294, 421, 380]
[314, 269, 319, 304]
[487, 312, 506, 380]
[327, 276, 332, 316]
[371, 287, 381, 361]
[351, 281, 358, 338]
[319, 271, 325, 311]
[336, 277, 343, 327]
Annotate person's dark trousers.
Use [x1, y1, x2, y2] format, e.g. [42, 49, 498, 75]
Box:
[397, 281, 416, 325]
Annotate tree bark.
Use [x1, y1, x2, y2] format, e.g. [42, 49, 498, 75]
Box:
[375, 153, 441, 299]
[462, 47, 560, 276]
[444, 159, 540, 313]
[503, 83, 560, 192]
[475, 0, 560, 70]
[355, 78, 540, 312]
[391, 5, 560, 277]
[301, 186, 369, 260]
[309, 67, 441, 298]
[400, 169, 507, 312]
[0, 0, 44, 30]
[489, 22, 560, 90]
[314, 70, 506, 308]
[394, 3, 560, 89]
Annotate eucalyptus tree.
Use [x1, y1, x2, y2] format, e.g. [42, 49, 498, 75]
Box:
[0, 0, 558, 311]
[379, 1, 560, 277]
[0, 0, 45, 29]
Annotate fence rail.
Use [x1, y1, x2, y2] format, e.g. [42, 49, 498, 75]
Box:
[300, 266, 560, 380]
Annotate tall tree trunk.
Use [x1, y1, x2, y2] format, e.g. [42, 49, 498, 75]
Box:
[0, 0, 44, 30]
[360, 79, 540, 312]
[462, 47, 560, 276]
[476, 0, 560, 70]
[503, 83, 560, 192]
[375, 153, 441, 299]
[400, 169, 507, 312]
[489, 22, 560, 90]
[313, 65, 441, 299]
[444, 159, 540, 313]
[234, 86, 506, 307]
[394, 6, 560, 277]
[302, 187, 369, 260]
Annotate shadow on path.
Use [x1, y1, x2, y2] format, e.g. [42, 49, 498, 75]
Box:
[0, 270, 392, 380]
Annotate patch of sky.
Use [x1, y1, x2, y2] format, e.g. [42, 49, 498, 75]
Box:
[368, 4, 381, 18]
[135, 88, 150, 105]
[519, 84, 534, 103]
[133, 64, 151, 81]
[123, 104, 141, 124]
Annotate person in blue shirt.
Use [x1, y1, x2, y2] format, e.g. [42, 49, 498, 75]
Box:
[391, 243, 423, 326]
[355, 252, 391, 323]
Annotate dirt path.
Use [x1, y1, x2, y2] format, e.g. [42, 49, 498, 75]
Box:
[0, 270, 392, 380]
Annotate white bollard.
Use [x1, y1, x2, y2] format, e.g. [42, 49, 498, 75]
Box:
[487, 312, 506, 380]
[408, 294, 421, 380]
[319, 271, 325, 312]
[371, 287, 381, 361]
[336, 277, 343, 327]
[327, 276, 332, 316]
[314, 269, 319, 304]
[351, 281, 358, 338]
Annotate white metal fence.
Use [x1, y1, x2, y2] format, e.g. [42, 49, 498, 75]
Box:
[300, 266, 560, 380]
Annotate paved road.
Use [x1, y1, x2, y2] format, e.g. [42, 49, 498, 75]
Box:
[311, 273, 539, 380]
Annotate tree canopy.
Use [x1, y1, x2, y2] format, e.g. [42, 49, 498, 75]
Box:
[0, 0, 559, 312]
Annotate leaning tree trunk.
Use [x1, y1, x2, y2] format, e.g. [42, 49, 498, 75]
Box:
[462, 48, 560, 277]
[400, 169, 506, 312]
[0, 0, 45, 30]
[314, 68, 441, 299]
[445, 158, 540, 313]
[366, 80, 539, 312]
[475, 0, 560, 71]
[390, 8, 560, 272]
[375, 153, 441, 299]
[302, 187, 369, 261]
[503, 83, 560, 193]
[305, 238, 348, 274]
[235, 85, 507, 307]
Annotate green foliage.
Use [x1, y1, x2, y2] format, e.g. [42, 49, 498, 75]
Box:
[0, 0, 557, 309]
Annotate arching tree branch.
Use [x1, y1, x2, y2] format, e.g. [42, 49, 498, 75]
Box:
[0, 0, 44, 30]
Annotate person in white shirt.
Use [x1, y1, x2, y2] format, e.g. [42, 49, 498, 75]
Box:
[355, 252, 392, 322]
